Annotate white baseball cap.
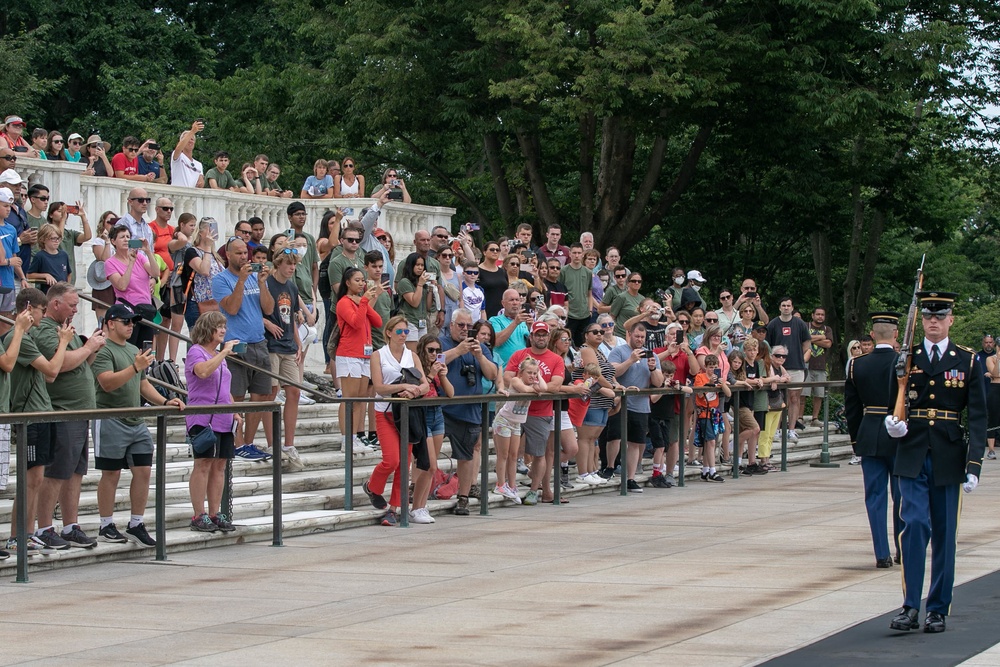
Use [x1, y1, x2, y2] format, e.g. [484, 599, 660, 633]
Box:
[0, 187, 13, 204]
[686, 269, 707, 283]
[0, 169, 22, 186]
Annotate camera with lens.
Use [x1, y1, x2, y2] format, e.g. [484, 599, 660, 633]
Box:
[460, 362, 477, 386]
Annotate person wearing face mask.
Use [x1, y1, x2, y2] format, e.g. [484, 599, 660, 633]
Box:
[681, 270, 708, 312]
[662, 267, 686, 311]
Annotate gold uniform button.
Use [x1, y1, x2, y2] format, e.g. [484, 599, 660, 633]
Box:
[929, 420, 935, 426]
[930, 394, 935, 400]
[929, 380, 935, 386]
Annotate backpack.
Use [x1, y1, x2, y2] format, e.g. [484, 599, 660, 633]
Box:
[429, 466, 459, 500]
[147, 360, 185, 401]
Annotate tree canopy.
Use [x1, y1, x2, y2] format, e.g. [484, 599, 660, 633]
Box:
[2, 0, 998, 360]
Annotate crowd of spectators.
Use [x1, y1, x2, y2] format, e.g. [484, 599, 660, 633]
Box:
[1, 110, 892, 536]
[1, 116, 413, 203]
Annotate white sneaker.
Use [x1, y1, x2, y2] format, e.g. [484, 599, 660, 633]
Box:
[409, 508, 435, 524]
[299, 393, 316, 405]
[672, 465, 679, 477]
[282, 446, 304, 472]
[788, 430, 799, 442]
[274, 389, 286, 405]
[576, 475, 591, 485]
[849, 455, 862, 465]
[500, 484, 520, 501]
[584, 472, 604, 485]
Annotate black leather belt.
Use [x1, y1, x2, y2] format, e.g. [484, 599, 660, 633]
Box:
[863, 406, 889, 416]
[909, 409, 959, 421]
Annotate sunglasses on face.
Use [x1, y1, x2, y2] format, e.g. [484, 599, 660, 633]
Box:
[159, 206, 175, 212]
[720, 294, 732, 299]
[922, 313, 949, 321]
[486, 247, 500, 252]
[276, 248, 296, 255]
[69, 141, 81, 146]
[705, 318, 719, 323]
[129, 197, 151, 204]
[433, 233, 449, 239]
[773, 353, 787, 358]
[509, 262, 520, 267]
[678, 320, 689, 325]
[1, 155, 17, 161]
[394, 328, 410, 335]
[586, 329, 601, 335]
[465, 270, 479, 275]
[344, 163, 354, 168]
[376, 236, 388, 242]
[32, 195, 49, 201]
[342, 237, 361, 243]
[387, 173, 398, 178]
[426, 347, 441, 354]
[52, 139, 64, 144]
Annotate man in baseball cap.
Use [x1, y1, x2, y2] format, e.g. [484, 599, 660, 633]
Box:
[503, 318, 573, 505]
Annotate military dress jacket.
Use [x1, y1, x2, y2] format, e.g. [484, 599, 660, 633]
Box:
[894, 341, 987, 485]
[845, 347, 899, 458]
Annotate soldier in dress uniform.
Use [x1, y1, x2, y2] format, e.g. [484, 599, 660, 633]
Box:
[887, 291, 986, 634]
[844, 311, 904, 568]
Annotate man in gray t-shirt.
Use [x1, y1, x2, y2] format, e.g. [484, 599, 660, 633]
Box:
[607, 322, 663, 492]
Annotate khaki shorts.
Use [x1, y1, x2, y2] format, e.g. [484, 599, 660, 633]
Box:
[270, 352, 303, 387]
[802, 370, 827, 397]
[738, 407, 758, 433]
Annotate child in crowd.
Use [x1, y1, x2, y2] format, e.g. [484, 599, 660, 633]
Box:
[727, 349, 763, 474]
[204, 151, 239, 191]
[252, 246, 269, 268]
[649, 359, 693, 487]
[567, 362, 616, 429]
[492, 357, 545, 503]
[759, 344, 791, 469]
[693, 354, 730, 482]
[27, 223, 70, 292]
[460, 259, 486, 321]
[417, 335, 454, 489]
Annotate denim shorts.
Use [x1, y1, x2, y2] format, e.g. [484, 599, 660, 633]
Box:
[694, 416, 718, 447]
[425, 405, 445, 437]
[583, 407, 609, 428]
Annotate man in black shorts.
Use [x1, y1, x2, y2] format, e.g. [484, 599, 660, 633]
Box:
[2, 288, 74, 553]
[34, 283, 107, 549]
[93, 304, 184, 546]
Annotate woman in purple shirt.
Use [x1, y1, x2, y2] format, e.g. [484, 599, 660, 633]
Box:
[185, 311, 240, 533]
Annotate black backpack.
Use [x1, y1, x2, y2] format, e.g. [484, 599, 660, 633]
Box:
[147, 360, 185, 401]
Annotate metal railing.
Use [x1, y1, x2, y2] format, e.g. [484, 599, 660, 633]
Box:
[0, 402, 279, 583]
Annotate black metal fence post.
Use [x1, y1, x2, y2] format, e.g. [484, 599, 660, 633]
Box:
[155, 415, 167, 561]
[344, 399, 354, 511]
[479, 402, 490, 516]
[14, 422, 28, 583]
[399, 403, 410, 528]
[272, 407, 283, 546]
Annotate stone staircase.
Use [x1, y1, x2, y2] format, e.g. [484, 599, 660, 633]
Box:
[0, 405, 852, 576]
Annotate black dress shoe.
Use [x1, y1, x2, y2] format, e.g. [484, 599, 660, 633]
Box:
[876, 557, 894, 568]
[894, 554, 901, 564]
[924, 611, 946, 633]
[890, 607, 919, 631]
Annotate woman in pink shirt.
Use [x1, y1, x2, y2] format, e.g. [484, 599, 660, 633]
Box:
[104, 224, 159, 347]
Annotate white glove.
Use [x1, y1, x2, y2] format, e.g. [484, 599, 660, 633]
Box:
[884, 415, 908, 438]
[963, 474, 978, 494]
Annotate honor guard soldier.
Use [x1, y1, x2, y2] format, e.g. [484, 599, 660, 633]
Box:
[844, 311, 904, 568]
[886, 291, 987, 634]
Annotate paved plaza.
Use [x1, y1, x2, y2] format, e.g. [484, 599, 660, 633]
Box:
[2, 464, 1000, 666]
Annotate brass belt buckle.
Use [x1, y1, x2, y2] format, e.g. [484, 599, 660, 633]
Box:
[926, 409, 937, 419]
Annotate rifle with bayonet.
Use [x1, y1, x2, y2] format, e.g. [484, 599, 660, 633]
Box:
[893, 254, 926, 422]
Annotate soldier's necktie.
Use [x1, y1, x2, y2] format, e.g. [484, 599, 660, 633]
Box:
[931, 344, 940, 366]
